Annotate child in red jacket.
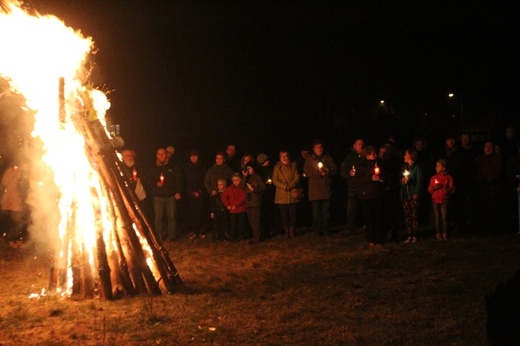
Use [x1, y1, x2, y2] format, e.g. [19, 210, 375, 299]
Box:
[428, 159, 455, 240]
[222, 173, 247, 241]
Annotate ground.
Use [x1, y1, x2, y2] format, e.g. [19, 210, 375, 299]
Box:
[0, 227, 519, 345]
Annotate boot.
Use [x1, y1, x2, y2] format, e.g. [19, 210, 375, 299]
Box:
[442, 232, 448, 241]
[289, 227, 295, 239]
[284, 227, 290, 239]
[436, 233, 442, 241]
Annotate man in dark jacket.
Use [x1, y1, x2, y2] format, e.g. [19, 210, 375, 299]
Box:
[183, 149, 207, 239]
[146, 147, 183, 241]
[340, 138, 365, 234]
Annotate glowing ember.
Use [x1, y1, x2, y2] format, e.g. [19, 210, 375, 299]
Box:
[0, 1, 179, 298]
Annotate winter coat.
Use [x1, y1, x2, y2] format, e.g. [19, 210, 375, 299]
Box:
[428, 172, 455, 204]
[222, 185, 246, 214]
[304, 153, 337, 201]
[240, 173, 265, 208]
[183, 161, 206, 196]
[340, 150, 365, 191]
[146, 162, 183, 198]
[272, 161, 300, 204]
[400, 161, 424, 202]
[204, 163, 233, 194]
[357, 159, 384, 200]
[211, 191, 227, 215]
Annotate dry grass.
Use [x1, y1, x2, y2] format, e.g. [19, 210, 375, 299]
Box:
[0, 228, 519, 345]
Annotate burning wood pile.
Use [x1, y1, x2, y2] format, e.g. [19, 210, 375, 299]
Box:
[48, 80, 183, 300]
[0, 1, 182, 299]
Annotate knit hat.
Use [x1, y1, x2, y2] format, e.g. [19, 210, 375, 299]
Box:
[256, 153, 269, 165]
[166, 146, 175, 154]
[232, 172, 241, 179]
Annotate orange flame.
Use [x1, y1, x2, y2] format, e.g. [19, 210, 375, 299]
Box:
[1, 1, 158, 295]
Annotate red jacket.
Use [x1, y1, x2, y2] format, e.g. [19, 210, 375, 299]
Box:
[222, 185, 246, 214]
[427, 172, 455, 204]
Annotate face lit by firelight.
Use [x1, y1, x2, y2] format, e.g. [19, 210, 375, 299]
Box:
[156, 148, 167, 165]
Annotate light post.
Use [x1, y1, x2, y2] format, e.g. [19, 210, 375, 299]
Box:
[448, 93, 464, 129]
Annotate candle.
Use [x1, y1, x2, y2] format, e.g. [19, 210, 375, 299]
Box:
[159, 172, 164, 184]
[374, 164, 380, 175]
[132, 168, 138, 182]
[403, 169, 410, 179]
[317, 162, 323, 169]
[351, 164, 356, 176]
[434, 179, 439, 184]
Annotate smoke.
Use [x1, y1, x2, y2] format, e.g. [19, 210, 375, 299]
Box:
[0, 77, 60, 255]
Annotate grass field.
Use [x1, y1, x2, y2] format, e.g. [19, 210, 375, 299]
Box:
[1, 228, 519, 345]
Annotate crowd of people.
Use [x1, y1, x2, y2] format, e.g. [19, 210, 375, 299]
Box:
[116, 125, 520, 246]
[1, 126, 519, 248]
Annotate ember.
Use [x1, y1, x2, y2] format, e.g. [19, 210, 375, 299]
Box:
[0, 0, 181, 299]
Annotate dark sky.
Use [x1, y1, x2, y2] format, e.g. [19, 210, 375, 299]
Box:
[27, 1, 519, 161]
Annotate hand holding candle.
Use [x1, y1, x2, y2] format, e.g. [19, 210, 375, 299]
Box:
[403, 169, 410, 183]
[374, 163, 380, 175]
[159, 172, 165, 186]
[132, 168, 138, 182]
[317, 162, 323, 170]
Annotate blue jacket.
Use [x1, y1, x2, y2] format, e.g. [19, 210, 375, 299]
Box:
[400, 162, 423, 201]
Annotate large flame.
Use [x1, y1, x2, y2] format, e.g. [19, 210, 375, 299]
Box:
[0, 1, 157, 295]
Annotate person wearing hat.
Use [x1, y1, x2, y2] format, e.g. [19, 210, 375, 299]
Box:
[165, 145, 175, 166]
[240, 161, 266, 243]
[303, 139, 337, 236]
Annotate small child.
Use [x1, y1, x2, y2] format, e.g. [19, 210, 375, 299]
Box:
[427, 159, 455, 240]
[221, 173, 247, 241]
[210, 179, 229, 241]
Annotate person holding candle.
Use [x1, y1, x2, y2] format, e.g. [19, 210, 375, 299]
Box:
[146, 147, 183, 241]
[400, 148, 424, 243]
[357, 146, 385, 247]
[240, 161, 266, 244]
[304, 139, 337, 236]
[120, 148, 147, 202]
[340, 138, 365, 235]
[428, 159, 455, 241]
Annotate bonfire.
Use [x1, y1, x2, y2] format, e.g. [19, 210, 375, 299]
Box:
[0, 0, 181, 299]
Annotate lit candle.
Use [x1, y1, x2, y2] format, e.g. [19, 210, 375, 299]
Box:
[403, 169, 410, 180]
[434, 179, 439, 184]
[159, 172, 164, 184]
[318, 162, 323, 169]
[132, 168, 138, 182]
[351, 164, 356, 176]
[374, 164, 380, 175]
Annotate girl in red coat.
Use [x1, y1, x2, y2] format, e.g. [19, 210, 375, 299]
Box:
[222, 173, 247, 241]
[428, 159, 455, 240]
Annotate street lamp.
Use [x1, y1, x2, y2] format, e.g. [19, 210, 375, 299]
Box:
[448, 93, 464, 129]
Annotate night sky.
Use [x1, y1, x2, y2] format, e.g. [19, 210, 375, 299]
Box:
[26, 1, 519, 163]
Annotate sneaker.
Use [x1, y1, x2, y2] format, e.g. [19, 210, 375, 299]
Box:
[404, 237, 413, 243]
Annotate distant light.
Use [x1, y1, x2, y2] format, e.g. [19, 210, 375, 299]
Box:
[380, 100, 385, 104]
[448, 93, 454, 98]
